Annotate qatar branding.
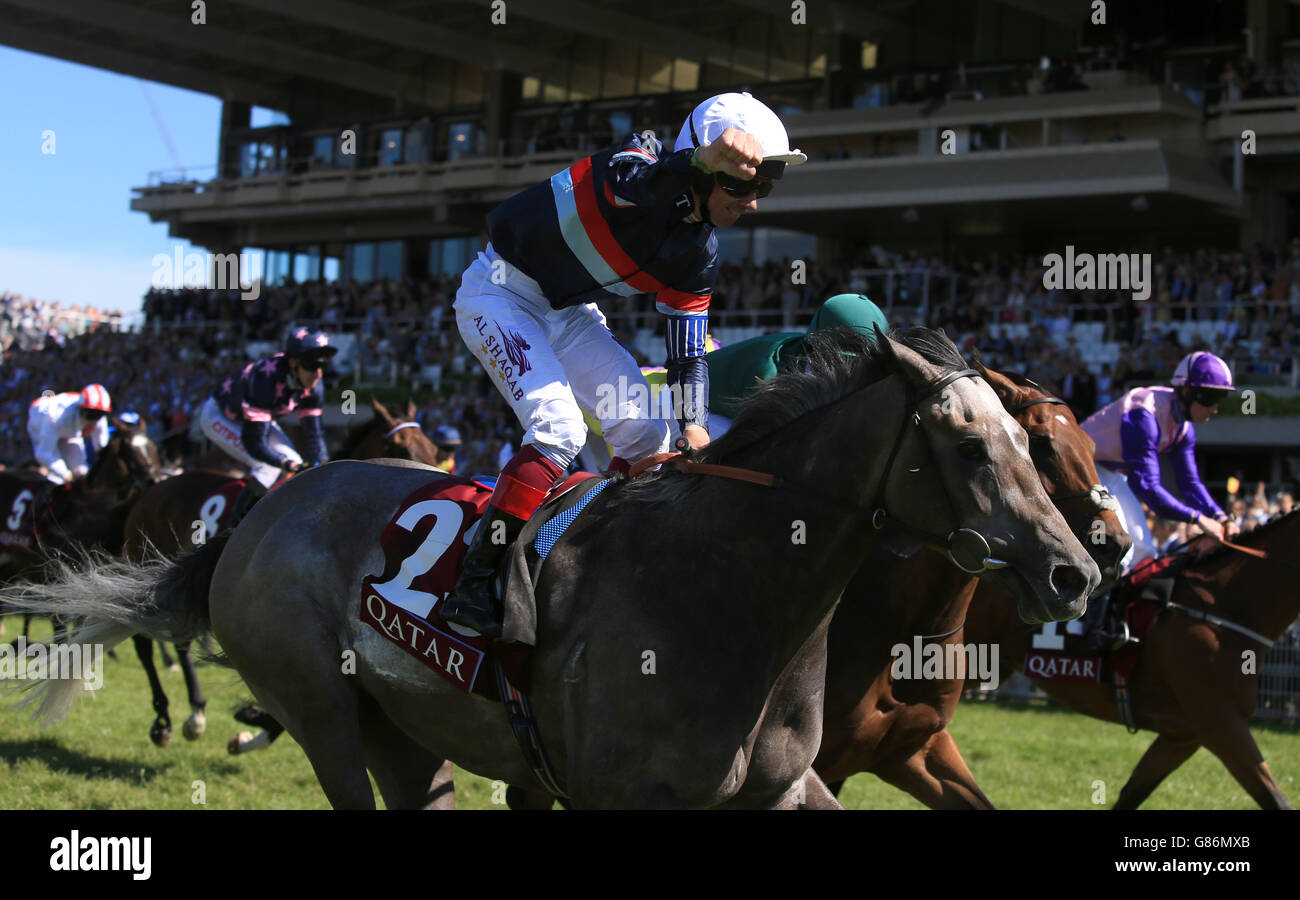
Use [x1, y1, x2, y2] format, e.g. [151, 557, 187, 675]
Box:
[0, 637, 103, 691]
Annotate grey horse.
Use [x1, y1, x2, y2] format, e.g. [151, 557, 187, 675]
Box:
[5, 328, 1100, 809]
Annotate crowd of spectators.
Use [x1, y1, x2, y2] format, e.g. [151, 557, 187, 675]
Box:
[16, 238, 1300, 481]
[1, 291, 122, 355]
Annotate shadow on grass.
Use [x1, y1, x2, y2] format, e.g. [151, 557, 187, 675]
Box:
[0, 737, 174, 783]
[0, 738, 245, 782]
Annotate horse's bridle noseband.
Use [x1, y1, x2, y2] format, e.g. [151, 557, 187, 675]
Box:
[1008, 396, 1119, 516]
[870, 368, 1011, 575]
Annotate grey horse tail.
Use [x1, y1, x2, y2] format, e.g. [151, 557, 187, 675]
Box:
[0, 531, 231, 726]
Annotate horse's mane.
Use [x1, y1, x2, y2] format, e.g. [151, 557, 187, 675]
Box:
[699, 327, 963, 464]
[610, 326, 967, 505]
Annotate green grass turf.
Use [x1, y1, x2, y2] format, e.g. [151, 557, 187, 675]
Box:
[0, 616, 1295, 809]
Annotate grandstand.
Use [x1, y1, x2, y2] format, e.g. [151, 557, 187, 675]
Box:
[3, 0, 1300, 489]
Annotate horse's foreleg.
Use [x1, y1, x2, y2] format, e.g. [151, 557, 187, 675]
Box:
[1114, 733, 1200, 810]
[1199, 719, 1291, 810]
[175, 642, 207, 740]
[872, 730, 995, 809]
[132, 635, 172, 747]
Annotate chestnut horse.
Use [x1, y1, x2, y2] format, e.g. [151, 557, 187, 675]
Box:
[962, 511, 1300, 809]
[814, 365, 1131, 808]
[122, 399, 441, 747]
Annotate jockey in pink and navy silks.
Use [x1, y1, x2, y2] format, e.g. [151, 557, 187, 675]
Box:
[1081, 350, 1239, 572]
[199, 328, 337, 490]
[441, 92, 807, 638]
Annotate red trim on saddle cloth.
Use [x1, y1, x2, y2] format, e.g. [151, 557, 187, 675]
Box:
[1109, 557, 1180, 680]
[606, 456, 630, 475]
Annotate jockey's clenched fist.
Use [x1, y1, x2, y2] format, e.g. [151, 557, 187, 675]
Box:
[695, 128, 764, 179]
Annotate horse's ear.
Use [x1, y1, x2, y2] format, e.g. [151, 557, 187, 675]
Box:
[405, 398, 417, 420]
[975, 361, 1020, 406]
[371, 397, 393, 423]
[877, 327, 945, 392]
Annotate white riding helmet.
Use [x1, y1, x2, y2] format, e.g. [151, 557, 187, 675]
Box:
[674, 92, 807, 175]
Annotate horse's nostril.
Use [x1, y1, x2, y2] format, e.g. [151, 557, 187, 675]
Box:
[1049, 563, 1088, 599]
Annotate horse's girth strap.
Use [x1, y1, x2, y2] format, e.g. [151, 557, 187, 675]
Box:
[626, 452, 777, 488]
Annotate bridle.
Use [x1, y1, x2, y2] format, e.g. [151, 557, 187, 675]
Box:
[868, 368, 1011, 575]
[1008, 395, 1119, 517]
[636, 366, 1015, 575]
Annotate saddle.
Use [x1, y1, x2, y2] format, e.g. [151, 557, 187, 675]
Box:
[0, 476, 66, 554]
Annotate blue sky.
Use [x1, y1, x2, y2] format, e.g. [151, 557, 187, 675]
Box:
[0, 45, 226, 316]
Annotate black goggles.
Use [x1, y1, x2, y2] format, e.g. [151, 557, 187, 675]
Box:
[295, 354, 332, 371]
[81, 408, 109, 420]
[714, 172, 775, 199]
[1189, 387, 1231, 407]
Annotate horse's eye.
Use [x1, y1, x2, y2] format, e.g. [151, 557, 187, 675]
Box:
[1029, 433, 1054, 456]
[957, 439, 987, 462]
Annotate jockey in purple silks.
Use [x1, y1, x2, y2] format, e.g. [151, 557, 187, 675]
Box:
[1075, 350, 1240, 651]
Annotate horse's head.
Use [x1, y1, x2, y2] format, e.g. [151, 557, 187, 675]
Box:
[874, 328, 1101, 624]
[90, 417, 164, 498]
[975, 362, 1131, 587]
[367, 398, 440, 466]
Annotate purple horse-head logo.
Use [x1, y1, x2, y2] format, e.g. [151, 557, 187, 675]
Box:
[497, 325, 532, 375]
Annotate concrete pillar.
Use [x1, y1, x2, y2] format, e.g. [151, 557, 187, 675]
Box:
[484, 70, 521, 157]
[218, 101, 251, 180]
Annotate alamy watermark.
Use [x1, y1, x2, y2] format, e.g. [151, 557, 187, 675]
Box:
[890, 636, 1000, 690]
[151, 246, 262, 301]
[594, 376, 704, 424]
[0, 637, 104, 691]
[1042, 245, 1152, 301]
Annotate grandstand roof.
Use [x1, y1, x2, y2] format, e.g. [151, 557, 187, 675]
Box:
[0, 0, 1046, 120]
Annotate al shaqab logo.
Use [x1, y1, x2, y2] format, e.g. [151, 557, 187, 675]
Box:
[498, 326, 532, 375]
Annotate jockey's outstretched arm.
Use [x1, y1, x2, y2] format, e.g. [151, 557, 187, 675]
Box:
[241, 420, 301, 472]
[1121, 408, 1201, 526]
[1170, 428, 1227, 522]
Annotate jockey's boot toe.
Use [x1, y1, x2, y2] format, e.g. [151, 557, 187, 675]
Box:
[441, 583, 502, 639]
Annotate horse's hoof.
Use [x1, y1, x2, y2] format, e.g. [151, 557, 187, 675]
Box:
[183, 711, 206, 741]
[228, 731, 253, 755]
[150, 726, 171, 748]
[168, 664, 181, 674]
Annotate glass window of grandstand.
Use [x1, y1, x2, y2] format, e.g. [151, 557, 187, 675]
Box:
[454, 63, 485, 109]
[639, 50, 673, 95]
[447, 122, 479, 161]
[429, 237, 473, 277]
[404, 122, 431, 164]
[266, 250, 292, 287]
[239, 141, 282, 177]
[323, 257, 340, 283]
[293, 247, 322, 283]
[604, 41, 639, 97]
[376, 241, 405, 280]
[311, 135, 334, 169]
[346, 243, 376, 283]
[378, 128, 404, 167]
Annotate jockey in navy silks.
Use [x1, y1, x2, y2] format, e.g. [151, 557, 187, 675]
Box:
[441, 92, 807, 638]
[1074, 350, 1240, 651]
[199, 327, 338, 520]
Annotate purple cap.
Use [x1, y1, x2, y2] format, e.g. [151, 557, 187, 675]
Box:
[1171, 351, 1235, 391]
